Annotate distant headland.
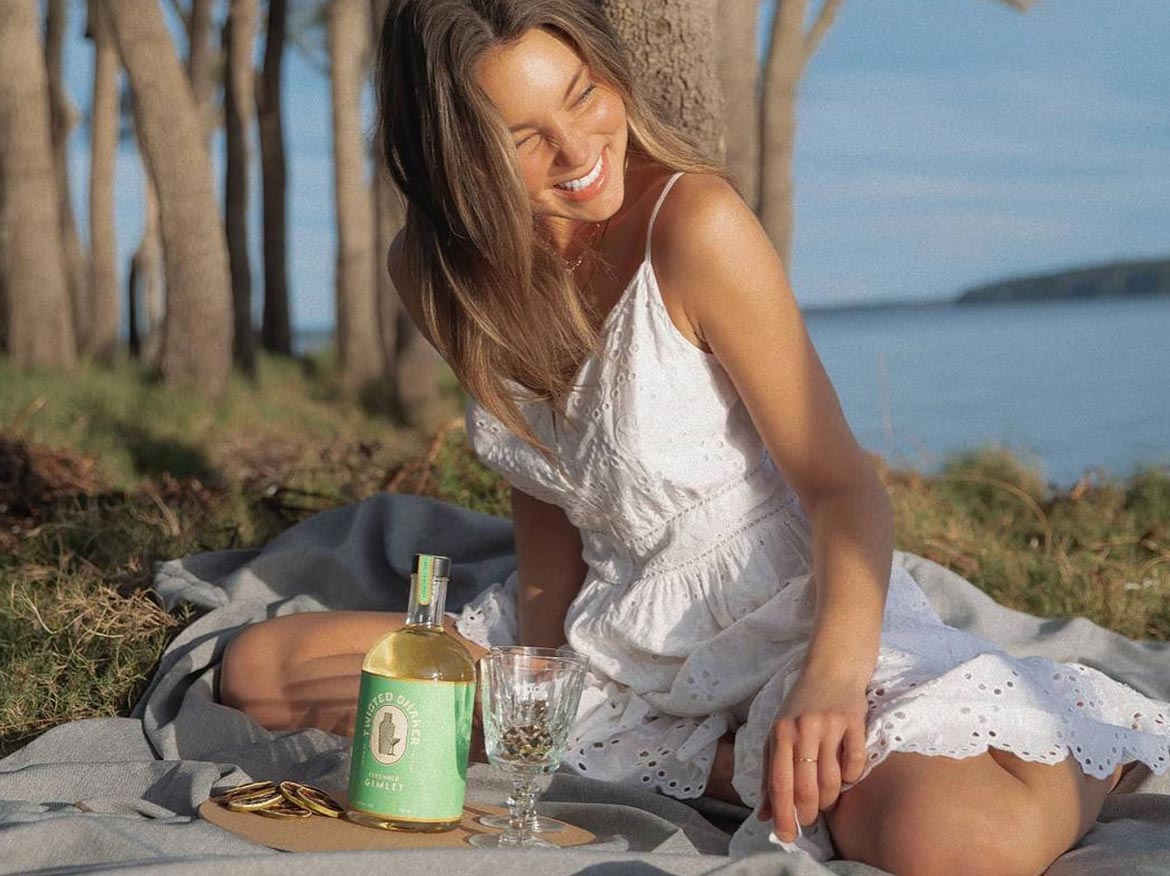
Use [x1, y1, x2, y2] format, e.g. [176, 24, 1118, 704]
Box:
[800, 257, 1170, 315]
[956, 257, 1170, 305]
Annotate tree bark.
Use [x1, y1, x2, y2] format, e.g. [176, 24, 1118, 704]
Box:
[45, 0, 89, 356]
[329, 0, 382, 394]
[127, 247, 140, 358]
[106, 0, 232, 397]
[0, 156, 7, 351]
[258, 0, 292, 355]
[87, 0, 120, 362]
[370, 0, 399, 402]
[369, 0, 438, 425]
[759, 0, 842, 268]
[142, 184, 166, 363]
[0, 0, 77, 369]
[600, 0, 725, 160]
[187, 0, 217, 144]
[717, 0, 761, 209]
[130, 101, 166, 365]
[224, 0, 257, 376]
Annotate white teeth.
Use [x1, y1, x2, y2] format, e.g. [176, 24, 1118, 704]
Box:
[556, 154, 603, 191]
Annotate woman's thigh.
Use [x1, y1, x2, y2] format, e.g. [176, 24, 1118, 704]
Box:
[219, 610, 487, 738]
[823, 748, 1115, 876]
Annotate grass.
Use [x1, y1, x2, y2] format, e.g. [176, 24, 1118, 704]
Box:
[1, 358, 1168, 759]
[0, 350, 470, 493]
[881, 447, 1170, 640]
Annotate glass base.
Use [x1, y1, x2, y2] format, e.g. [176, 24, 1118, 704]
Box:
[477, 813, 564, 832]
[468, 831, 556, 849]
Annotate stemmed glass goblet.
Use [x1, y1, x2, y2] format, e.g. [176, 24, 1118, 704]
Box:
[474, 646, 589, 834]
[468, 646, 587, 848]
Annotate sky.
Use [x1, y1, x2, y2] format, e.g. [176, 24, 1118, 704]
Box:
[60, 0, 1170, 330]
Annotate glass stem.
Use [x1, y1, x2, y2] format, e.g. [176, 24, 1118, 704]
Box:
[501, 791, 542, 830]
[505, 775, 539, 846]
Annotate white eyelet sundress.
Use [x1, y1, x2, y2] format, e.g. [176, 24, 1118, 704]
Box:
[455, 171, 1170, 860]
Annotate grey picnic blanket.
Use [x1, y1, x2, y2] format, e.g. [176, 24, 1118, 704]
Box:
[3, 491, 1170, 875]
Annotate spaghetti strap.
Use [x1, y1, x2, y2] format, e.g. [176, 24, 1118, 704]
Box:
[644, 171, 686, 263]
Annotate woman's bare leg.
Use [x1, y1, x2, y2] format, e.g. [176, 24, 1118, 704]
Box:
[823, 749, 1123, 875]
[704, 736, 744, 805]
[702, 737, 1124, 812]
[219, 611, 488, 746]
[703, 734, 1126, 872]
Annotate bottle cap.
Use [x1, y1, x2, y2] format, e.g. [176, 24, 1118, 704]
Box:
[412, 553, 451, 579]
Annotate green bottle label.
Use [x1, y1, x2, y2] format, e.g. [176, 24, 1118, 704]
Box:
[417, 558, 433, 606]
[347, 672, 474, 822]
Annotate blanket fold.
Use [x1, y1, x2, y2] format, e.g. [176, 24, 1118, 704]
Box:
[3, 492, 1170, 875]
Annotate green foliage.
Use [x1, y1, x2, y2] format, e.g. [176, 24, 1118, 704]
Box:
[0, 355, 448, 757]
[0, 353, 431, 492]
[2, 360, 1168, 759]
[885, 451, 1170, 642]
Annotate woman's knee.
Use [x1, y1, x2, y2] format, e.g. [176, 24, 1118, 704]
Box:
[219, 619, 284, 714]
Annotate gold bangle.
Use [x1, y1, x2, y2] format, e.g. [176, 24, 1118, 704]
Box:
[214, 780, 276, 802]
[224, 791, 284, 811]
[256, 805, 312, 819]
[280, 781, 344, 818]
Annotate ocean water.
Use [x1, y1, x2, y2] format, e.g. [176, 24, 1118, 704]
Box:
[804, 295, 1170, 487]
[296, 295, 1169, 488]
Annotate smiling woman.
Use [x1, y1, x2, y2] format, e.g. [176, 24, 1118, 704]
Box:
[372, 0, 726, 463]
[217, 1, 1170, 873]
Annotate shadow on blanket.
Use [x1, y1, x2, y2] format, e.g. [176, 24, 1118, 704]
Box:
[2, 492, 1170, 876]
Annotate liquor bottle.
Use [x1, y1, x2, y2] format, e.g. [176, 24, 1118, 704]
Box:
[345, 554, 476, 832]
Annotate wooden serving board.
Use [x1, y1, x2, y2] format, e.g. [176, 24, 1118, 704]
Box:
[198, 788, 595, 852]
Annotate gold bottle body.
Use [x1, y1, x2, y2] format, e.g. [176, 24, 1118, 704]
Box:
[344, 624, 476, 833]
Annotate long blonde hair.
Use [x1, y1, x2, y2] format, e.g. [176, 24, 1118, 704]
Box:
[376, 0, 727, 472]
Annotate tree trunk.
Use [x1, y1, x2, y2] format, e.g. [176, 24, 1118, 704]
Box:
[329, 0, 382, 394]
[45, 0, 89, 357]
[0, 160, 7, 351]
[0, 0, 77, 369]
[369, 0, 438, 425]
[106, 0, 232, 397]
[187, 0, 217, 144]
[87, 0, 120, 363]
[126, 247, 140, 358]
[717, 0, 761, 209]
[132, 117, 165, 365]
[599, 0, 725, 160]
[258, 0, 291, 355]
[370, 0, 399, 404]
[759, 0, 842, 268]
[224, 0, 257, 376]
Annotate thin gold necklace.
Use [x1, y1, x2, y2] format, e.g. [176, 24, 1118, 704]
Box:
[562, 219, 608, 273]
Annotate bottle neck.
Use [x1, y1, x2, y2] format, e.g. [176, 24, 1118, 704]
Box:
[405, 573, 448, 629]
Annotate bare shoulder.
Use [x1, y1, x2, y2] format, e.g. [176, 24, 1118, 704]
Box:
[652, 172, 768, 269]
[386, 230, 437, 350]
[650, 172, 786, 343]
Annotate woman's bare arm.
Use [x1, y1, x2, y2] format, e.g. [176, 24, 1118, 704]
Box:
[654, 173, 886, 835]
[511, 485, 588, 648]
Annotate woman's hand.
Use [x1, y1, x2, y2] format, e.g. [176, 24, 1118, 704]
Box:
[757, 670, 870, 843]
